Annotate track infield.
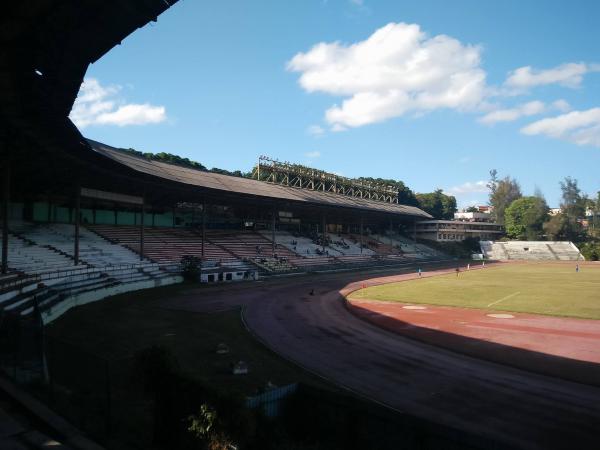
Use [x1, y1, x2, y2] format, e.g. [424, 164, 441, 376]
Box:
[347, 262, 600, 320]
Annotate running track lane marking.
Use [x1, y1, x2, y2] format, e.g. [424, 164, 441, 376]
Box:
[487, 291, 520, 308]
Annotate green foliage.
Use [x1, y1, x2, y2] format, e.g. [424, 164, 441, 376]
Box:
[209, 167, 253, 178]
[579, 242, 600, 261]
[505, 196, 549, 240]
[120, 147, 208, 171]
[544, 213, 568, 240]
[415, 189, 457, 219]
[132, 346, 251, 449]
[118, 147, 253, 179]
[186, 404, 235, 450]
[181, 255, 201, 281]
[559, 177, 586, 241]
[187, 404, 217, 438]
[488, 170, 522, 224]
[465, 206, 479, 213]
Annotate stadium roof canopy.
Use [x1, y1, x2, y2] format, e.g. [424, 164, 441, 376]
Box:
[1, 0, 179, 169]
[1, 0, 179, 121]
[88, 139, 432, 220]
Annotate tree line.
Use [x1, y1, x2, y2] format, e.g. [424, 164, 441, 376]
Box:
[487, 169, 600, 259]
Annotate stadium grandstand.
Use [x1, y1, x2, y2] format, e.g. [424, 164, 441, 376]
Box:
[1, 133, 439, 322]
[0, 0, 445, 324]
[3, 3, 600, 450]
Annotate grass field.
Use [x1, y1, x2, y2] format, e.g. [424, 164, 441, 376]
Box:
[348, 263, 600, 319]
[44, 283, 332, 448]
[46, 283, 328, 396]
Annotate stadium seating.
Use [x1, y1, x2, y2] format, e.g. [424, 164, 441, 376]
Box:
[0, 222, 183, 323]
[326, 234, 376, 256]
[548, 241, 584, 260]
[480, 241, 584, 261]
[0, 220, 452, 322]
[371, 233, 442, 259]
[12, 222, 150, 267]
[207, 231, 295, 260]
[4, 224, 76, 274]
[90, 225, 242, 266]
[262, 230, 343, 257]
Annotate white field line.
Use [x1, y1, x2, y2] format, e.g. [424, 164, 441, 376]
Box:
[487, 291, 520, 308]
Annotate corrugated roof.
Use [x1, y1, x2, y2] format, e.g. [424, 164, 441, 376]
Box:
[87, 139, 432, 219]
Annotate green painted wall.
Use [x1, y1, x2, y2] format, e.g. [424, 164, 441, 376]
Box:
[33, 202, 49, 222]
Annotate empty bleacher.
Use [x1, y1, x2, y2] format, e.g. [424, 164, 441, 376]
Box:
[327, 234, 376, 256]
[12, 222, 151, 267]
[90, 225, 242, 266]
[0, 222, 183, 323]
[548, 241, 584, 260]
[371, 233, 442, 259]
[261, 229, 444, 270]
[4, 224, 75, 274]
[263, 230, 343, 257]
[481, 241, 584, 261]
[207, 231, 294, 260]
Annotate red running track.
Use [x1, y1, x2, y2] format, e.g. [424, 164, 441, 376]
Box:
[345, 265, 600, 385]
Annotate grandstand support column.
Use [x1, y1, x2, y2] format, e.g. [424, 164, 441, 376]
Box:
[1, 162, 10, 274]
[322, 214, 326, 253]
[47, 193, 52, 223]
[271, 209, 276, 257]
[140, 195, 145, 261]
[360, 216, 364, 254]
[201, 201, 206, 261]
[74, 186, 81, 265]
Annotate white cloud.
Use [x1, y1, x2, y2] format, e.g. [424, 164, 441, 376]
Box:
[70, 78, 167, 128]
[479, 100, 546, 124]
[552, 99, 571, 112]
[504, 63, 599, 91]
[287, 22, 486, 129]
[478, 99, 572, 125]
[305, 150, 321, 158]
[307, 124, 325, 136]
[521, 107, 600, 148]
[445, 180, 489, 195]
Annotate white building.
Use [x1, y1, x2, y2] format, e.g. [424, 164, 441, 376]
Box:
[416, 220, 504, 242]
[453, 211, 493, 222]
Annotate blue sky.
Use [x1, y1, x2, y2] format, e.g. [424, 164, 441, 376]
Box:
[73, 0, 600, 208]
